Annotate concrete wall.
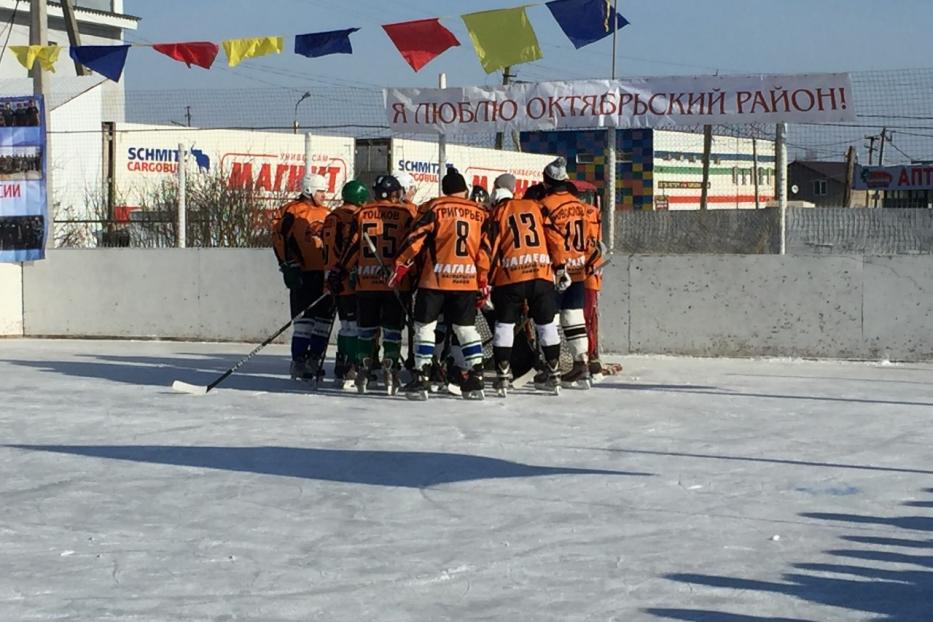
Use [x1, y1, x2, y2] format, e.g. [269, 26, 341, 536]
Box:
[12, 249, 933, 361]
[22, 249, 287, 341]
[0, 262, 23, 336]
[599, 255, 933, 361]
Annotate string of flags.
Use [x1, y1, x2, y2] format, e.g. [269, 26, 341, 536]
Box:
[8, 0, 628, 83]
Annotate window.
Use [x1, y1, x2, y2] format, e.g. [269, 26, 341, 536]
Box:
[813, 179, 828, 196]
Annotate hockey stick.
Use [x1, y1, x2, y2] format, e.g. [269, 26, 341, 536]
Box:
[362, 231, 415, 331]
[171, 291, 331, 395]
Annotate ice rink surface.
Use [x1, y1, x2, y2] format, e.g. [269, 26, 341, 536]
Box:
[2, 339, 932, 622]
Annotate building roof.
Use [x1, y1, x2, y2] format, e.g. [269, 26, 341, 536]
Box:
[790, 160, 849, 182]
[0, 0, 140, 29]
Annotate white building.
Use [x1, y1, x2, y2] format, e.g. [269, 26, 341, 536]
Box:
[0, 1, 139, 239]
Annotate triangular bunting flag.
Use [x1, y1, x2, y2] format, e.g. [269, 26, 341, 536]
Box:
[222, 36, 283, 67]
[69, 45, 130, 81]
[461, 7, 542, 73]
[152, 42, 220, 70]
[295, 28, 359, 58]
[382, 18, 460, 72]
[546, 0, 629, 49]
[10, 45, 61, 72]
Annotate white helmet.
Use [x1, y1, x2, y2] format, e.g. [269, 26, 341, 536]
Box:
[301, 174, 327, 197]
[396, 171, 415, 191]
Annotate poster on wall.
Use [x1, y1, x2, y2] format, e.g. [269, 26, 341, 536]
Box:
[0, 95, 46, 262]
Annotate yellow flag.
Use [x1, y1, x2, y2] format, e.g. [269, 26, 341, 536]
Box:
[222, 36, 283, 67]
[10, 45, 62, 72]
[461, 7, 542, 74]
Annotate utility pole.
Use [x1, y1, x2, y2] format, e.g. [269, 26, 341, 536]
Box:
[604, 0, 620, 250]
[31, 0, 52, 246]
[699, 125, 713, 210]
[843, 145, 856, 208]
[865, 133, 878, 208]
[775, 122, 787, 254]
[438, 72, 447, 197]
[752, 132, 760, 209]
[495, 66, 514, 151]
[185, 106, 192, 128]
[61, 0, 89, 76]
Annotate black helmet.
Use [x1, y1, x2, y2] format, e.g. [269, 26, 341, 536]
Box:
[470, 185, 489, 205]
[372, 174, 402, 200]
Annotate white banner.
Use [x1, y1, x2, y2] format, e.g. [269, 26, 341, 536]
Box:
[386, 73, 855, 134]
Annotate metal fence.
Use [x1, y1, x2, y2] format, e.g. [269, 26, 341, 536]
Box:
[45, 67, 933, 252]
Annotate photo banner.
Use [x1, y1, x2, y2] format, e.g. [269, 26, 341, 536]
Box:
[386, 73, 856, 134]
[0, 95, 47, 263]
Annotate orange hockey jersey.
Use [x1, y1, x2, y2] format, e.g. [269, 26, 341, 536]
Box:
[321, 202, 360, 295]
[395, 196, 487, 291]
[478, 198, 566, 287]
[540, 191, 601, 283]
[271, 197, 329, 272]
[345, 200, 418, 292]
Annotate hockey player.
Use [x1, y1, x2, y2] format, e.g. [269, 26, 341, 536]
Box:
[341, 175, 418, 395]
[389, 167, 488, 400]
[271, 174, 333, 383]
[539, 157, 603, 389]
[397, 171, 418, 206]
[470, 184, 490, 207]
[478, 173, 567, 396]
[323, 180, 369, 389]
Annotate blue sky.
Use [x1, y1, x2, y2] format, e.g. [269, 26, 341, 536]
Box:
[122, 0, 933, 92]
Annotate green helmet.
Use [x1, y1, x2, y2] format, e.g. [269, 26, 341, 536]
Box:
[341, 180, 369, 206]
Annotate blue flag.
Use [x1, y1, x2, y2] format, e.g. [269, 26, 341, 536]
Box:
[546, 0, 630, 49]
[69, 45, 130, 81]
[294, 28, 360, 58]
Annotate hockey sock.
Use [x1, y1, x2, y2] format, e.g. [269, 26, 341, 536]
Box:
[357, 326, 378, 365]
[560, 309, 588, 362]
[536, 320, 561, 347]
[383, 327, 403, 364]
[337, 320, 358, 360]
[542, 343, 561, 364]
[292, 318, 314, 361]
[451, 324, 484, 368]
[307, 317, 332, 361]
[414, 321, 438, 370]
[493, 322, 515, 366]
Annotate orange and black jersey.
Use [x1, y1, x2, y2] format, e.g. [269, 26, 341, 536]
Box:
[321, 203, 360, 294]
[540, 191, 602, 283]
[478, 198, 566, 287]
[271, 197, 329, 272]
[344, 200, 418, 292]
[395, 196, 487, 292]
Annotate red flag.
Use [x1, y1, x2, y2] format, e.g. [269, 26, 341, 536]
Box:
[152, 42, 220, 70]
[382, 18, 459, 72]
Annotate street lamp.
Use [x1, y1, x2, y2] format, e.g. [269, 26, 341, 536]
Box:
[293, 91, 311, 134]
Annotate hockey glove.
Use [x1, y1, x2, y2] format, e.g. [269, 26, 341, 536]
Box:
[279, 261, 303, 290]
[554, 266, 572, 293]
[387, 263, 410, 289]
[325, 268, 345, 295]
[475, 278, 491, 309]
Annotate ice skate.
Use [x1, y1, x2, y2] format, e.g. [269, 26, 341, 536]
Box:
[356, 358, 372, 394]
[461, 365, 485, 401]
[382, 359, 400, 396]
[493, 361, 512, 398]
[403, 370, 430, 401]
[562, 360, 592, 390]
[534, 360, 561, 396]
